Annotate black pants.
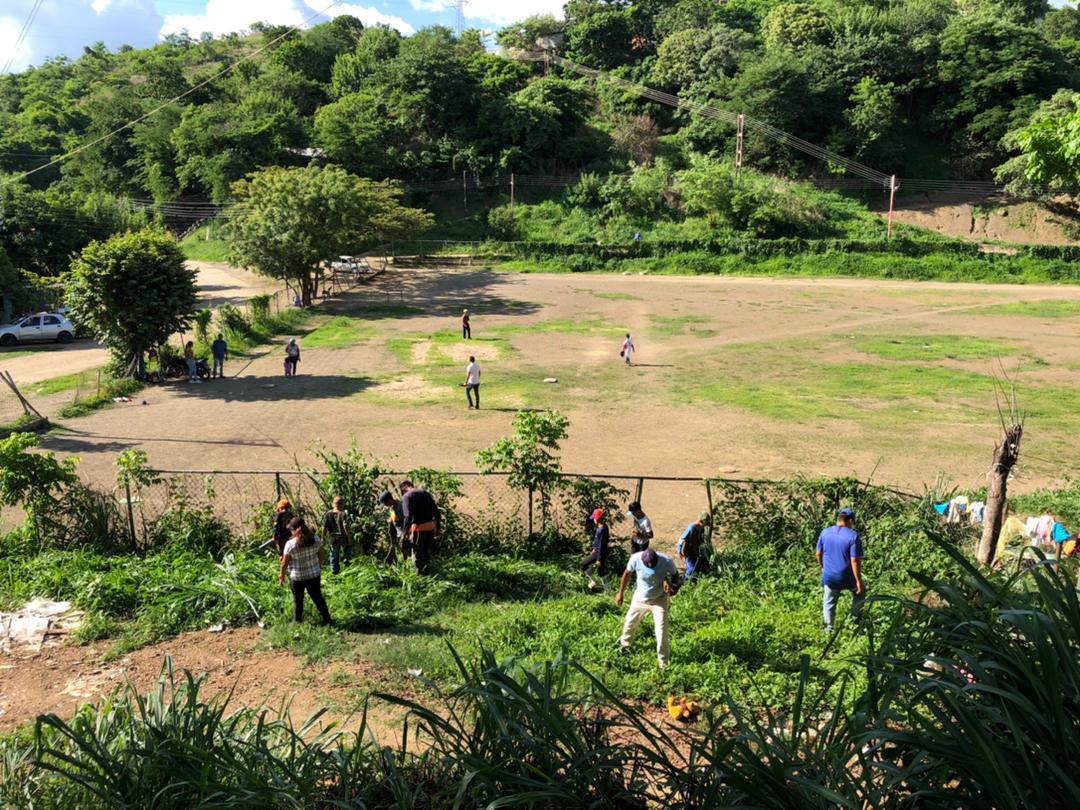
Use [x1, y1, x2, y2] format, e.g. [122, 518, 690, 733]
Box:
[412, 530, 435, 574]
[466, 383, 480, 408]
[463, 324, 471, 339]
[580, 550, 607, 576]
[290, 576, 331, 624]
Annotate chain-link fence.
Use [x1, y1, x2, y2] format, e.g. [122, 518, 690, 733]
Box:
[126, 469, 736, 550]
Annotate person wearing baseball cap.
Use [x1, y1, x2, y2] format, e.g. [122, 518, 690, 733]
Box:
[815, 507, 865, 634]
[580, 509, 611, 591]
[378, 491, 405, 564]
[616, 546, 680, 669]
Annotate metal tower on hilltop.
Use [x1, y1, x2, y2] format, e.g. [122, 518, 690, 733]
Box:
[455, 0, 467, 35]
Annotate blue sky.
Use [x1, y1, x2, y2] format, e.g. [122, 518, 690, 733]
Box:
[0, 0, 566, 72]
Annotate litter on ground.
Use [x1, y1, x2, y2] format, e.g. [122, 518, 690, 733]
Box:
[0, 600, 84, 654]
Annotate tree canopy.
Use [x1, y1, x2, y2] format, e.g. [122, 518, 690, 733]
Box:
[228, 165, 432, 305]
[65, 228, 197, 368]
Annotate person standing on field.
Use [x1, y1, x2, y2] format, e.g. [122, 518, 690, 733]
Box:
[816, 507, 866, 634]
[462, 308, 471, 339]
[465, 355, 481, 409]
[627, 501, 653, 553]
[184, 341, 201, 383]
[580, 509, 610, 591]
[284, 338, 300, 377]
[211, 334, 228, 379]
[617, 548, 679, 669]
[278, 516, 332, 625]
[400, 480, 441, 574]
[379, 490, 406, 563]
[621, 333, 635, 366]
[678, 512, 710, 582]
[321, 495, 353, 575]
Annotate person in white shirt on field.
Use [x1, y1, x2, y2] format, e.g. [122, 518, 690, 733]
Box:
[627, 501, 653, 554]
[465, 355, 481, 409]
[621, 333, 635, 366]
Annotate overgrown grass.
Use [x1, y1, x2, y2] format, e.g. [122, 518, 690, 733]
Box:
[497, 251, 1080, 284]
[29, 368, 104, 397]
[180, 225, 231, 263]
[54, 376, 142, 420]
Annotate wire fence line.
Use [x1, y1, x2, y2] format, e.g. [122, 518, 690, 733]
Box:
[127, 468, 913, 553]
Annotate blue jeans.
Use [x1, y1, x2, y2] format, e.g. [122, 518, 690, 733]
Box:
[186, 358, 197, 379]
[466, 383, 480, 408]
[329, 537, 351, 575]
[213, 357, 224, 378]
[823, 584, 866, 633]
[683, 556, 701, 582]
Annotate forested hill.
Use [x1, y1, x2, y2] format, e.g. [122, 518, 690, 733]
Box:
[3, 0, 1080, 204]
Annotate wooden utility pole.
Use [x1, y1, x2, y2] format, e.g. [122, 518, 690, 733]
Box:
[977, 421, 1023, 568]
[735, 114, 745, 176]
[886, 175, 898, 240]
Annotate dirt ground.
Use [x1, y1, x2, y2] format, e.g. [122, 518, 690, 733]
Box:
[883, 193, 1079, 245]
[28, 265, 1080, 535]
[0, 626, 415, 742]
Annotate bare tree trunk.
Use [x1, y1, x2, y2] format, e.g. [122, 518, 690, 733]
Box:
[977, 423, 1023, 567]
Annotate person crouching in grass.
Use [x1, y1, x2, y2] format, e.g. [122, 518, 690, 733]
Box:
[279, 516, 332, 625]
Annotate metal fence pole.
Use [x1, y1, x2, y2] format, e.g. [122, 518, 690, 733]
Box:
[275, 473, 282, 502]
[528, 486, 534, 536]
[125, 481, 138, 551]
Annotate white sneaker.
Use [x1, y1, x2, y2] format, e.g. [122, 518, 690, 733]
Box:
[193, 379, 202, 384]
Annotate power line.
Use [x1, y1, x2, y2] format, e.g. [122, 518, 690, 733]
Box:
[3, 0, 342, 186]
[1, 0, 46, 76]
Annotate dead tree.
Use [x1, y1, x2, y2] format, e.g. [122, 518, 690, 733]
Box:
[977, 375, 1023, 568]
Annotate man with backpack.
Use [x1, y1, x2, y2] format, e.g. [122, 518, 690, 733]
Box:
[321, 495, 353, 575]
[677, 512, 710, 582]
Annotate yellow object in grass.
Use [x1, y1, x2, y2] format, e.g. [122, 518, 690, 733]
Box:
[667, 694, 701, 722]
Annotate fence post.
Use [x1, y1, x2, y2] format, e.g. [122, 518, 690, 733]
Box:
[528, 486, 534, 537]
[125, 480, 138, 551]
[275, 472, 282, 502]
[635, 477, 644, 504]
[704, 479, 716, 563]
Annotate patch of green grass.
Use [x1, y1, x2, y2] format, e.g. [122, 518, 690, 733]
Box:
[344, 304, 424, 318]
[584, 290, 643, 301]
[29, 370, 99, 397]
[55, 377, 143, 420]
[180, 225, 231, 263]
[855, 335, 1017, 362]
[969, 300, 1080, 318]
[302, 316, 378, 350]
[0, 349, 34, 359]
[648, 314, 715, 337]
[488, 318, 624, 338]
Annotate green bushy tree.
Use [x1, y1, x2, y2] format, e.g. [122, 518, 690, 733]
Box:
[229, 165, 432, 306]
[65, 228, 197, 371]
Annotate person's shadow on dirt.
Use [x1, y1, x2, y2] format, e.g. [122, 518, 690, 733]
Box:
[172, 374, 377, 403]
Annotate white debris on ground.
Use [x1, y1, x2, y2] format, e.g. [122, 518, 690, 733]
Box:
[0, 599, 84, 654]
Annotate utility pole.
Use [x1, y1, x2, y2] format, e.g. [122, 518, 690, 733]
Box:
[886, 175, 898, 240]
[735, 114, 745, 176]
[510, 173, 515, 210]
[463, 170, 468, 211]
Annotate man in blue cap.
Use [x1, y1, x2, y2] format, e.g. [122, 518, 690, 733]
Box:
[816, 507, 865, 633]
[616, 547, 679, 668]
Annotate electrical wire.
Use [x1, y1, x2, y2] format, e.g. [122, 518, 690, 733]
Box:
[4, 0, 342, 185]
[0, 0, 45, 76]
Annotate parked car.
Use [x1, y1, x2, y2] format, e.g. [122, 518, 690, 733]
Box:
[0, 313, 76, 346]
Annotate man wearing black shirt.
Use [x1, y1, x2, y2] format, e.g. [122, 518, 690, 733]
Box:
[400, 480, 441, 574]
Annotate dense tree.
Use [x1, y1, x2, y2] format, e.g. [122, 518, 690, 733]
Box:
[65, 228, 197, 370]
[496, 14, 565, 52]
[1014, 99, 1080, 186]
[761, 3, 834, 51]
[229, 165, 433, 306]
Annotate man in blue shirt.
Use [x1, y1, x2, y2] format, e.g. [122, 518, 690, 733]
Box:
[211, 334, 228, 379]
[616, 548, 679, 668]
[815, 507, 866, 633]
[678, 512, 710, 582]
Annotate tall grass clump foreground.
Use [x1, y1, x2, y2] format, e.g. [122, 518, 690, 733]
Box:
[1, 548, 1077, 808]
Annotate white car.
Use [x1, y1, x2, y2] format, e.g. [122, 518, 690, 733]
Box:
[0, 313, 76, 346]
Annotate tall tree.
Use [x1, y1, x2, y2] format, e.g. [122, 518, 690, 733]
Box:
[65, 228, 197, 372]
[229, 165, 433, 306]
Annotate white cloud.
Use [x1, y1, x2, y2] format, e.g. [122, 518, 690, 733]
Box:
[0, 0, 163, 72]
[160, 0, 414, 39]
[459, 0, 565, 27]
